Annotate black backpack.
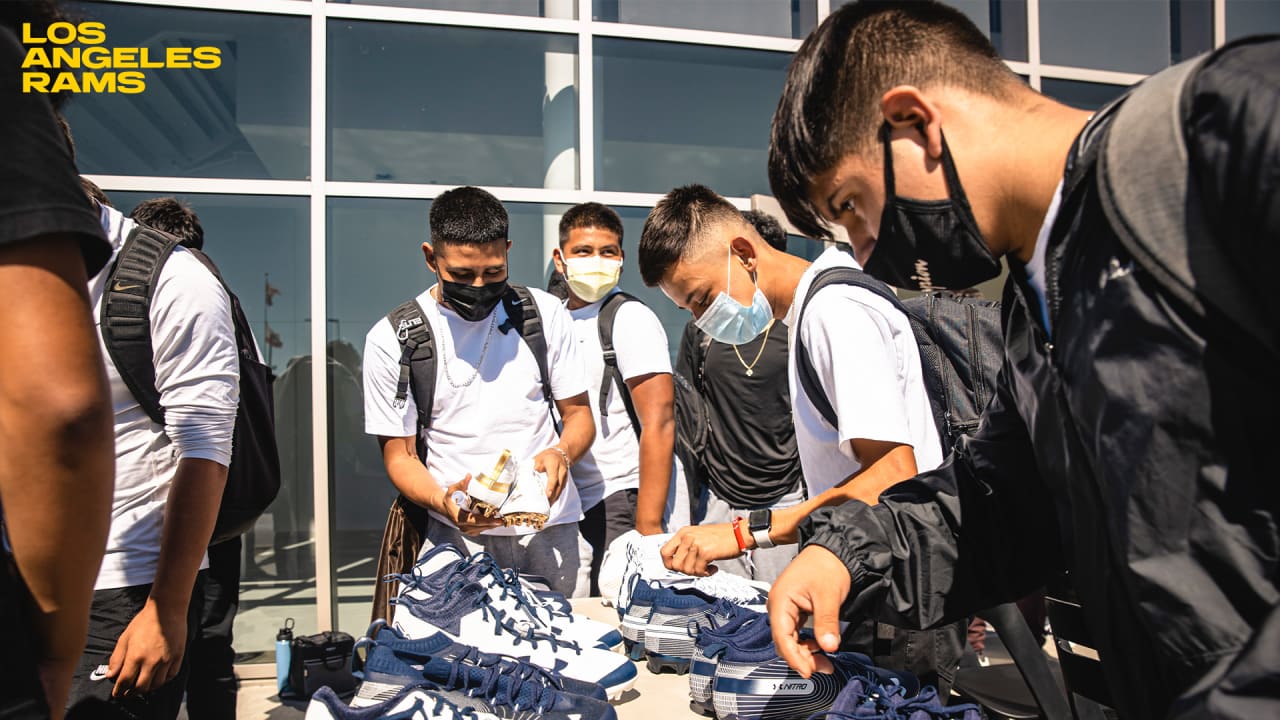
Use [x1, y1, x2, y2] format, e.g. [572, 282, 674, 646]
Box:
[795, 268, 1003, 454]
[672, 323, 713, 515]
[386, 284, 557, 459]
[595, 291, 645, 438]
[101, 225, 282, 546]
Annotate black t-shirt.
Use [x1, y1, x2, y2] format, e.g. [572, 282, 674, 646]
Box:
[697, 321, 803, 508]
[0, 27, 110, 273]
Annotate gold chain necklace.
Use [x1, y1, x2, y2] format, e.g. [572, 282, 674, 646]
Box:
[732, 319, 774, 377]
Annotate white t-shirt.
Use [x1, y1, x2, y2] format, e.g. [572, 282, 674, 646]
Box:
[784, 247, 943, 497]
[568, 292, 674, 510]
[92, 205, 240, 590]
[1024, 179, 1065, 334]
[363, 286, 588, 535]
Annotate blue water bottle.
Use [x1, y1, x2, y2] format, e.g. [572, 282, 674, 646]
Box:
[275, 617, 294, 695]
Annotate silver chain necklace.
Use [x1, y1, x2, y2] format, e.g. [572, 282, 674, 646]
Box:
[439, 312, 499, 389]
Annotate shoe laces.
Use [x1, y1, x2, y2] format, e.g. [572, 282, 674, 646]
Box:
[382, 691, 482, 720]
[444, 652, 556, 714]
[463, 553, 563, 629]
[475, 595, 582, 654]
[689, 573, 767, 606]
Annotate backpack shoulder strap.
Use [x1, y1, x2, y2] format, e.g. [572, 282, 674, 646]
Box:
[186, 248, 261, 367]
[502, 285, 558, 428]
[695, 327, 713, 392]
[100, 225, 184, 426]
[386, 300, 435, 435]
[794, 266, 906, 429]
[597, 291, 643, 437]
[1100, 53, 1279, 358]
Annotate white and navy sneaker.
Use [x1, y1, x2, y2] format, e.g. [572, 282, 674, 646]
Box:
[401, 545, 621, 651]
[618, 576, 659, 661]
[643, 590, 738, 675]
[392, 580, 637, 700]
[689, 607, 764, 715]
[305, 684, 494, 720]
[352, 633, 617, 720]
[355, 621, 608, 703]
[711, 625, 917, 720]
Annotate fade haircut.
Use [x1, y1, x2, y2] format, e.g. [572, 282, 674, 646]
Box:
[639, 184, 745, 287]
[742, 209, 788, 252]
[429, 186, 508, 247]
[81, 177, 110, 208]
[559, 202, 624, 247]
[769, 1, 1020, 239]
[131, 197, 204, 250]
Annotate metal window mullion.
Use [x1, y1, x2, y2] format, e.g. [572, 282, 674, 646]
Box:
[324, 3, 578, 34]
[310, 0, 336, 634]
[97, 0, 311, 16]
[1027, 0, 1041, 88]
[1038, 64, 1147, 86]
[578, 0, 594, 193]
[588, 21, 801, 52]
[83, 175, 310, 196]
[817, 0, 832, 22]
[1214, 0, 1226, 48]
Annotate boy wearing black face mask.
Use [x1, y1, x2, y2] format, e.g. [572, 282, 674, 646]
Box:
[766, 3, 1280, 718]
[362, 186, 597, 598]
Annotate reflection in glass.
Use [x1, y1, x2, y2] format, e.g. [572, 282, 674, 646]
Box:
[593, 0, 816, 39]
[328, 22, 578, 188]
[1041, 0, 1210, 73]
[326, 198, 571, 633]
[595, 39, 790, 197]
[110, 191, 313, 659]
[1226, 0, 1280, 41]
[830, 0, 1027, 61]
[65, 3, 309, 180]
[1041, 78, 1130, 111]
[331, 0, 574, 19]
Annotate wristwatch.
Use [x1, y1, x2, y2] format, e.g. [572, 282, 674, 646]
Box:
[748, 509, 775, 549]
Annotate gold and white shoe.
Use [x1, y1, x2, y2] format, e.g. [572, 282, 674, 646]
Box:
[466, 450, 551, 529]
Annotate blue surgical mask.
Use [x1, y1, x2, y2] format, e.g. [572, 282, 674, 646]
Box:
[695, 246, 773, 345]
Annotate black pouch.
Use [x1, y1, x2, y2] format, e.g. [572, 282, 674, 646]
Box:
[285, 630, 356, 700]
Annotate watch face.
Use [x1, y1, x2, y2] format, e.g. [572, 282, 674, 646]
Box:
[748, 508, 771, 532]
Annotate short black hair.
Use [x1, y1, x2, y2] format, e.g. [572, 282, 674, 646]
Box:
[742, 209, 788, 252]
[639, 184, 743, 287]
[769, 1, 1019, 239]
[429, 186, 508, 247]
[81, 177, 110, 208]
[131, 197, 204, 250]
[559, 202, 624, 247]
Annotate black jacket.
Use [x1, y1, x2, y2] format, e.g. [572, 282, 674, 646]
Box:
[802, 37, 1279, 720]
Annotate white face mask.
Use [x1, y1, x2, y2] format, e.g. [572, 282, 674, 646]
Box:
[563, 255, 622, 303]
[694, 246, 773, 345]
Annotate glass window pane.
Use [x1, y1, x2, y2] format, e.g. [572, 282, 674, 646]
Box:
[594, 0, 816, 39]
[328, 22, 578, 188]
[1226, 0, 1280, 41]
[830, 0, 1027, 61]
[1041, 78, 1131, 111]
[331, 0, 574, 19]
[595, 39, 790, 197]
[1040, 1, 1170, 74]
[327, 198, 571, 632]
[64, 4, 309, 180]
[109, 191, 313, 659]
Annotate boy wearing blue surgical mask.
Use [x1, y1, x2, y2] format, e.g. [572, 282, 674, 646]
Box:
[638, 184, 962, 690]
[552, 202, 684, 595]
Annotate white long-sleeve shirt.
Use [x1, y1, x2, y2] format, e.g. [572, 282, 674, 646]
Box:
[90, 206, 239, 590]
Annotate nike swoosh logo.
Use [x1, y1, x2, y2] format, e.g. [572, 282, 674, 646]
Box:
[113, 282, 142, 292]
[89, 664, 110, 681]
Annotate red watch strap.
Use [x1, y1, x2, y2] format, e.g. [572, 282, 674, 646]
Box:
[731, 517, 748, 553]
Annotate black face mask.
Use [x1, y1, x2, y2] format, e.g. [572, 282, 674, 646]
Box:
[863, 123, 1000, 292]
[440, 279, 508, 321]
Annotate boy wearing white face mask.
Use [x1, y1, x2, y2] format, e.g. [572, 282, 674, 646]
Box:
[552, 203, 684, 595]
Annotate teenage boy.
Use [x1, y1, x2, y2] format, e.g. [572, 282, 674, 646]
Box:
[640, 184, 960, 689]
[68, 195, 239, 720]
[672, 209, 805, 583]
[364, 186, 596, 597]
[551, 202, 677, 594]
[765, 3, 1279, 717]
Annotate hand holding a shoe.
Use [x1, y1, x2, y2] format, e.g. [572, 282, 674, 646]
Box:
[533, 446, 571, 503]
[769, 544, 850, 678]
[443, 475, 503, 535]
